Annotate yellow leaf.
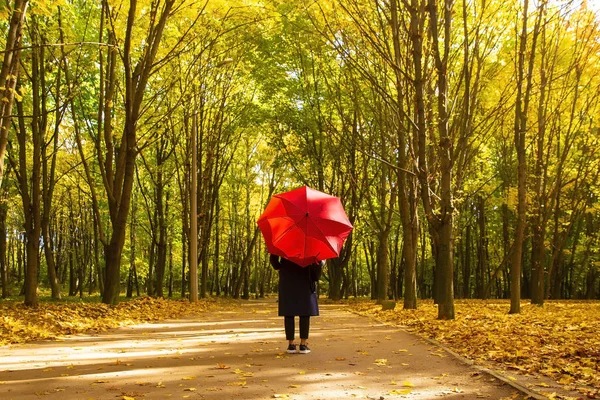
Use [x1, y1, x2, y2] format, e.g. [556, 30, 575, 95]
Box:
[402, 381, 414, 387]
[389, 389, 411, 395]
[182, 376, 196, 380]
[184, 388, 196, 391]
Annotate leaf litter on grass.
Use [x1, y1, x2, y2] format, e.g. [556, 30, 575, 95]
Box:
[0, 297, 220, 346]
[347, 299, 600, 398]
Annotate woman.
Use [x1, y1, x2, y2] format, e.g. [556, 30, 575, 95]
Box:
[270, 254, 325, 354]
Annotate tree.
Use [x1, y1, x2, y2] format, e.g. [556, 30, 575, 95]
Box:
[0, 0, 29, 189]
[510, 0, 545, 313]
[100, 0, 175, 305]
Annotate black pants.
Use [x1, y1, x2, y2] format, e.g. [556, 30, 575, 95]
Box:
[284, 316, 310, 341]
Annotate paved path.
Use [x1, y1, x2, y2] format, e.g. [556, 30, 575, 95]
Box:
[0, 300, 530, 399]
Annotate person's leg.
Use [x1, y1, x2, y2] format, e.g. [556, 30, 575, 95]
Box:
[284, 316, 297, 353]
[284, 316, 295, 342]
[299, 316, 310, 344]
[298, 316, 310, 353]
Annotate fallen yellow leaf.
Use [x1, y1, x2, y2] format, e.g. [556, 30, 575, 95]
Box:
[389, 389, 411, 395]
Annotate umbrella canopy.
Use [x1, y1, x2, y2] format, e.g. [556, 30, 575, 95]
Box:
[257, 186, 353, 267]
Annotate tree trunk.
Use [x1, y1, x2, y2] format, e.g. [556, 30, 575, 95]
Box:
[168, 241, 173, 298]
[476, 196, 488, 299]
[233, 227, 260, 299]
[214, 198, 221, 296]
[0, 201, 8, 298]
[510, 0, 544, 313]
[530, 10, 550, 305]
[364, 241, 376, 299]
[465, 220, 472, 298]
[390, 0, 419, 310]
[148, 217, 156, 296]
[154, 140, 169, 298]
[127, 193, 137, 298]
[16, 34, 43, 306]
[376, 228, 391, 302]
[0, 0, 29, 189]
[423, 0, 455, 319]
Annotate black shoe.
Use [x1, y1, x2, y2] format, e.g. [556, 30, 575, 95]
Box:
[298, 344, 310, 354]
[286, 344, 297, 354]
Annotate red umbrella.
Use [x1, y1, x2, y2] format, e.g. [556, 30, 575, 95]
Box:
[257, 186, 353, 267]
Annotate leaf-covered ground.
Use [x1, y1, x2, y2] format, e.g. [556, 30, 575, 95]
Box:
[0, 299, 533, 400]
[345, 299, 600, 399]
[0, 297, 220, 346]
[2, 297, 598, 398]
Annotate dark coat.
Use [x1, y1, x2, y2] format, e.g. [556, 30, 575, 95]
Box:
[270, 255, 324, 317]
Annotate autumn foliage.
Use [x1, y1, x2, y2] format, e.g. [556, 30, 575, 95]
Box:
[0, 297, 218, 346]
[347, 300, 600, 398]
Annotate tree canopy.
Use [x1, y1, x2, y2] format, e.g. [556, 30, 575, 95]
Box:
[0, 0, 599, 314]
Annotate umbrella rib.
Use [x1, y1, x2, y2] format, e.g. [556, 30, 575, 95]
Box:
[276, 195, 306, 215]
[306, 217, 337, 256]
[271, 220, 300, 248]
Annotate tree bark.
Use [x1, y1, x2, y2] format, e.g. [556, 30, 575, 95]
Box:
[0, 0, 29, 189]
[15, 22, 43, 306]
[476, 196, 488, 299]
[465, 219, 472, 298]
[0, 200, 8, 298]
